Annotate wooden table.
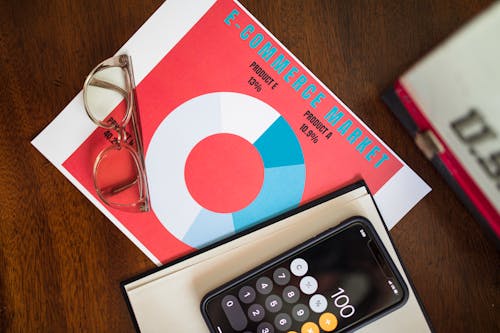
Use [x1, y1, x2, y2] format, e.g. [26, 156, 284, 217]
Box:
[1, 0, 498, 332]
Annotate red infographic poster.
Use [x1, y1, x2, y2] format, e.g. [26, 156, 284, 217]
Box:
[33, 0, 429, 265]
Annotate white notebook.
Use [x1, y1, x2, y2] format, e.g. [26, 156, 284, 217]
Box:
[122, 183, 433, 332]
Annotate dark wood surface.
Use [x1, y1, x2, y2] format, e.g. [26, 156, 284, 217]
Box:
[0, 0, 498, 332]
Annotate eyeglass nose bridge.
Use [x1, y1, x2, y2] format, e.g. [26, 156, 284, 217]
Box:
[114, 125, 129, 145]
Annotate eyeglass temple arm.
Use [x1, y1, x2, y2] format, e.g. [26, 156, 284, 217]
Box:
[89, 77, 128, 97]
[99, 177, 139, 196]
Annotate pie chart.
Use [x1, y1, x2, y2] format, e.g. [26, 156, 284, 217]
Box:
[146, 92, 305, 248]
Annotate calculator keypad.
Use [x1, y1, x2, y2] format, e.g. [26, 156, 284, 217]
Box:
[239, 286, 257, 304]
[282, 286, 300, 304]
[218, 257, 339, 332]
[291, 304, 309, 322]
[248, 304, 266, 322]
[256, 277, 274, 295]
[273, 268, 291, 286]
[265, 295, 283, 313]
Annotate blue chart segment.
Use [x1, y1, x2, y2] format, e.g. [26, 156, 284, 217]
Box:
[254, 116, 304, 168]
[183, 209, 234, 247]
[232, 164, 306, 232]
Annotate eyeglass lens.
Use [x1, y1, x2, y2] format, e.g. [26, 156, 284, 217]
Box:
[94, 145, 146, 209]
[85, 65, 130, 127]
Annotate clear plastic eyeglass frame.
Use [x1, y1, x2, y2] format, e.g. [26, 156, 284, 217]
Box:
[83, 54, 150, 212]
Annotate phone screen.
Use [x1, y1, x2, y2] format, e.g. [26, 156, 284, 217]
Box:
[202, 218, 407, 333]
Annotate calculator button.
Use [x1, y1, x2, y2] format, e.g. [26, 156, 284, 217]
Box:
[273, 267, 291, 285]
[257, 322, 274, 333]
[290, 258, 308, 276]
[291, 303, 310, 322]
[256, 277, 273, 295]
[319, 312, 338, 332]
[248, 303, 266, 322]
[299, 276, 318, 295]
[239, 285, 256, 304]
[301, 322, 319, 333]
[221, 295, 248, 331]
[274, 313, 292, 331]
[265, 294, 283, 313]
[282, 285, 300, 304]
[309, 294, 328, 313]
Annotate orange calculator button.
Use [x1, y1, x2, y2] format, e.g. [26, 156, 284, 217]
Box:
[319, 312, 338, 331]
[301, 322, 319, 333]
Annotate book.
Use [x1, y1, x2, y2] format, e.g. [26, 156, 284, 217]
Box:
[32, 0, 429, 265]
[383, 2, 500, 243]
[122, 183, 433, 332]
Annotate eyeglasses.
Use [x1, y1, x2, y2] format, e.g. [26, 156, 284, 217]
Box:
[83, 54, 150, 212]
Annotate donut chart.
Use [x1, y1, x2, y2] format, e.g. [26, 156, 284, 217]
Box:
[146, 92, 305, 248]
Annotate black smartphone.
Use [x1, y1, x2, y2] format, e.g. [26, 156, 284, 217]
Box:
[200, 216, 408, 333]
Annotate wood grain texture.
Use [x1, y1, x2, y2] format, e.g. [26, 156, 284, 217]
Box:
[0, 0, 498, 332]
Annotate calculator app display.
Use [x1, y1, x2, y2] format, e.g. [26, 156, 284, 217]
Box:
[201, 218, 407, 333]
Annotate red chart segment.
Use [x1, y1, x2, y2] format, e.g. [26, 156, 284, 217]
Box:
[184, 133, 264, 213]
